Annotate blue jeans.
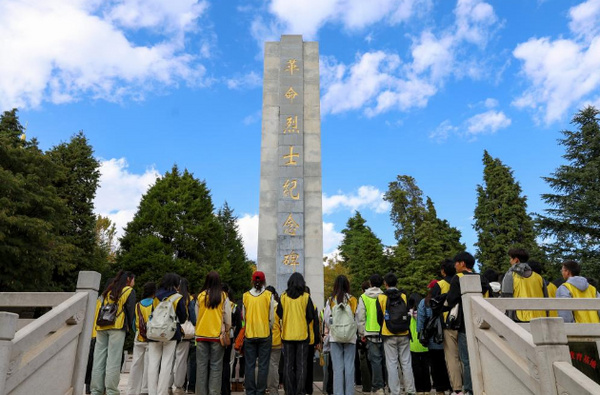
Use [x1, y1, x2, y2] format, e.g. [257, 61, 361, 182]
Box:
[330, 342, 356, 395]
[366, 339, 385, 391]
[244, 336, 272, 395]
[458, 332, 471, 393]
[196, 341, 224, 395]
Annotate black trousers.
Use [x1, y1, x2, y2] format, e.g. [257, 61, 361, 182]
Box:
[283, 340, 309, 395]
[429, 348, 451, 391]
[411, 351, 431, 392]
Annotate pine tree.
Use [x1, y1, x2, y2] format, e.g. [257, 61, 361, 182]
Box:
[384, 175, 465, 294]
[118, 165, 226, 293]
[538, 106, 600, 278]
[338, 211, 387, 295]
[0, 109, 73, 291]
[48, 131, 101, 290]
[217, 202, 253, 296]
[474, 150, 540, 273]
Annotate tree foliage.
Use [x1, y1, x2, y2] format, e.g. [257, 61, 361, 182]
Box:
[473, 150, 541, 273]
[217, 202, 253, 296]
[323, 255, 350, 298]
[0, 109, 73, 291]
[538, 106, 600, 278]
[385, 175, 465, 294]
[47, 131, 101, 290]
[338, 211, 388, 295]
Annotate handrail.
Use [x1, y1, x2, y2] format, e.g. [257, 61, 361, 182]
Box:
[487, 297, 600, 312]
[0, 293, 75, 308]
[554, 361, 600, 395]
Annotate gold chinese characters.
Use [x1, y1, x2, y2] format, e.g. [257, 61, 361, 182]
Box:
[285, 59, 300, 75]
[283, 214, 300, 236]
[283, 179, 300, 200]
[283, 251, 300, 271]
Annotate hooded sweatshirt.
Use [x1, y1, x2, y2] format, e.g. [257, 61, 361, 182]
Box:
[356, 286, 383, 339]
[556, 276, 600, 323]
[502, 262, 548, 322]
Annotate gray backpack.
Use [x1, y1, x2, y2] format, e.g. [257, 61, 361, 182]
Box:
[146, 293, 182, 342]
[329, 297, 357, 343]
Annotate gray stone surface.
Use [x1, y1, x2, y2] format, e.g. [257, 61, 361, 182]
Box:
[258, 35, 323, 308]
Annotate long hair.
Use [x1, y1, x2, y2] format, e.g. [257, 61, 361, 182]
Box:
[424, 288, 433, 307]
[159, 273, 180, 292]
[408, 292, 422, 311]
[332, 275, 350, 304]
[179, 277, 190, 307]
[286, 272, 306, 299]
[202, 271, 223, 309]
[102, 270, 134, 300]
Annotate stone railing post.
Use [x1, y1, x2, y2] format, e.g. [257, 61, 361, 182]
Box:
[530, 318, 570, 395]
[0, 312, 18, 395]
[71, 271, 101, 395]
[460, 274, 485, 395]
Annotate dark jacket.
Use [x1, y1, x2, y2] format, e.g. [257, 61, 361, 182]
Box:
[444, 272, 490, 332]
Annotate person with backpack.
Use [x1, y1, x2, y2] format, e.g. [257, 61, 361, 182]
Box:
[127, 282, 156, 395]
[376, 272, 415, 395]
[276, 272, 315, 395]
[356, 273, 386, 395]
[242, 271, 275, 395]
[147, 273, 188, 395]
[195, 271, 232, 395]
[323, 275, 357, 395]
[172, 277, 196, 395]
[90, 270, 136, 395]
[417, 280, 450, 395]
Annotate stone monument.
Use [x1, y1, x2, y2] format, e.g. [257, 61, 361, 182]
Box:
[257, 35, 324, 309]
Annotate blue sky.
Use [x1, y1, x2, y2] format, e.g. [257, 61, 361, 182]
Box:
[2, 0, 600, 262]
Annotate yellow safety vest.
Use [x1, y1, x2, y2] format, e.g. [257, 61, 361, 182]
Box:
[97, 286, 133, 331]
[562, 283, 600, 323]
[196, 291, 226, 339]
[280, 292, 310, 341]
[243, 290, 272, 339]
[512, 272, 547, 322]
[361, 293, 381, 333]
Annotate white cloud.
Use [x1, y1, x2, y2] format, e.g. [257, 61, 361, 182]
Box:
[465, 110, 511, 135]
[429, 120, 458, 142]
[226, 72, 262, 90]
[323, 186, 390, 215]
[94, 158, 160, 236]
[512, 0, 600, 124]
[319, 0, 499, 117]
[265, 0, 431, 40]
[237, 214, 259, 261]
[323, 222, 344, 255]
[484, 98, 498, 108]
[0, 0, 208, 109]
[569, 0, 600, 42]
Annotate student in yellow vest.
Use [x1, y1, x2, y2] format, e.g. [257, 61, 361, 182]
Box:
[356, 273, 386, 395]
[556, 260, 600, 323]
[444, 252, 491, 395]
[528, 261, 559, 318]
[408, 293, 430, 395]
[275, 272, 315, 395]
[323, 275, 357, 395]
[265, 286, 282, 395]
[86, 277, 113, 395]
[148, 273, 188, 395]
[196, 271, 232, 395]
[128, 281, 156, 395]
[243, 271, 275, 395]
[172, 277, 196, 395]
[376, 272, 415, 395]
[501, 248, 548, 322]
[431, 259, 462, 395]
[91, 270, 136, 395]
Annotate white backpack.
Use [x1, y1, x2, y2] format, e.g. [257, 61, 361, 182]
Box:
[147, 293, 182, 342]
[329, 297, 357, 343]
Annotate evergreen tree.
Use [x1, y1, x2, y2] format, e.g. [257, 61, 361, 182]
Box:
[338, 211, 387, 295]
[0, 109, 73, 291]
[217, 202, 253, 296]
[474, 150, 540, 273]
[384, 175, 465, 294]
[118, 166, 225, 293]
[538, 106, 600, 278]
[48, 132, 101, 290]
[323, 254, 350, 297]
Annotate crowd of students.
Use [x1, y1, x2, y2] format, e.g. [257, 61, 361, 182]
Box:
[83, 249, 599, 395]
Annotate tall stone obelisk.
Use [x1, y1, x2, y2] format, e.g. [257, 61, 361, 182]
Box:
[258, 35, 324, 309]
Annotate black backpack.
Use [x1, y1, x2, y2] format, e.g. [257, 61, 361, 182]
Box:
[384, 290, 410, 334]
